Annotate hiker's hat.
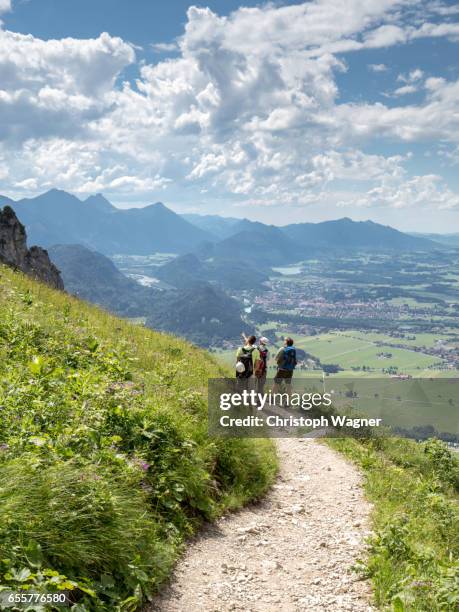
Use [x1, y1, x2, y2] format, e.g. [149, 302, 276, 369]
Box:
[259, 336, 269, 345]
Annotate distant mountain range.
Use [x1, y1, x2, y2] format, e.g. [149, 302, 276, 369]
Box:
[0, 190, 440, 262]
[2, 189, 213, 255]
[191, 214, 437, 258]
[410, 232, 459, 247]
[2, 188, 449, 349]
[282, 218, 435, 251]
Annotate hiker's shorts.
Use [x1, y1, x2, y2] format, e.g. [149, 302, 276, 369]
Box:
[274, 369, 293, 384]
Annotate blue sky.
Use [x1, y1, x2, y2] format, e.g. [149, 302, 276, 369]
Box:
[1, 0, 459, 231]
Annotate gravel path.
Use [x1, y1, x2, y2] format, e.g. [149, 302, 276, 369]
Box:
[149, 439, 374, 611]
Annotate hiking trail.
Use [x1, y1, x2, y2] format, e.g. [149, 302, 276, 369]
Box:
[150, 438, 374, 611]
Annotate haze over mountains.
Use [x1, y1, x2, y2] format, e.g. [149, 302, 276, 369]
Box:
[411, 232, 459, 248]
[0, 189, 451, 348]
[1, 189, 439, 260]
[2, 189, 212, 255]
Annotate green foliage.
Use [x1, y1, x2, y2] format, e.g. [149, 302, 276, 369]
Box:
[329, 437, 459, 611]
[0, 265, 277, 610]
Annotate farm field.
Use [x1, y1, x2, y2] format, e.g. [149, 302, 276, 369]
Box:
[340, 330, 457, 349]
[289, 332, 443, 372]
[213, 330, 451, 377]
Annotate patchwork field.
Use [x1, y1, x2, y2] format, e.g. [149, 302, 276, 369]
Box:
[291, 332, 443, 372]
[214, 329, 451, 378]
[340, 330, 457, 350]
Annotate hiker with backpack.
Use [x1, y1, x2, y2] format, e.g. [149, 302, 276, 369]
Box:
[235, 334, 259, 388]
[254, 336, 269, 395]
[273, 337, 297, 394]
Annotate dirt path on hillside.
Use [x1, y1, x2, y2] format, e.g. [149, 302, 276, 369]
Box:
[149, 439, 374, 612]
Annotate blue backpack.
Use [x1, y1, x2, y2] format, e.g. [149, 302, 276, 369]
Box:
[281, 346, 297, 371]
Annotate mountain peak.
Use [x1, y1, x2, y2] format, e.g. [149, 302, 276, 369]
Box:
[85, 193, 114, 212]
[142, 201, 168, 212]
[282, 216, 436, 251]
[32, 188, 82, 205]
[43, 188, 71, 197]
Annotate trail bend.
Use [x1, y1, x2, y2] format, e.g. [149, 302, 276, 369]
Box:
[150, 438, 374, 612]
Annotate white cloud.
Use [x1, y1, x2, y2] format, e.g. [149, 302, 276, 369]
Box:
[430, 3, 459, 16]
[0, 0, 11, 15]
[397, 68, 424, 84]
[411, 21, 459, 41]
[0, 29, 135, 142]
[364, 24, 407, 47]
[15, 178, 38, 190]
[1, 0, 459, 215]
[351, 175, 459, 209]
[393, 84, 418, 96]
[151, 42, 178, 53]
[389, 69, 424, 96]
[369, 63, 388, 72]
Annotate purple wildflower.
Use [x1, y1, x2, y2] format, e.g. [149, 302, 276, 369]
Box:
[140, 461, 150, 472]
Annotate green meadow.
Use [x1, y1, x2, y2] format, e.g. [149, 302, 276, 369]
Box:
[283, 332, 443, 372]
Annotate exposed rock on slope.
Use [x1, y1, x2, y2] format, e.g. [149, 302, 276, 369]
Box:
[0, 206, 63, 289]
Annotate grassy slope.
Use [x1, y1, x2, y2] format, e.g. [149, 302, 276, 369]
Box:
[0, 265, 277, 611]
[328, 437, 459, 611]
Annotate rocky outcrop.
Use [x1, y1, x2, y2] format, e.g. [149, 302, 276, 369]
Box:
[0, 206, 64, 289]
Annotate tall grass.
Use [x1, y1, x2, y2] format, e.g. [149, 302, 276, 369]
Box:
[328, 437, 459, 611]
[0, 266, 277, 610]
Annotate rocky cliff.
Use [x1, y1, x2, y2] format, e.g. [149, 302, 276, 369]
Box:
[0, 206, 63, 289]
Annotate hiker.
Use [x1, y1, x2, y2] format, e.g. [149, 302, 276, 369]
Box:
[273, 337, 297, 396]
[254, 336, 269, 395]
[235, 333, 258, 379]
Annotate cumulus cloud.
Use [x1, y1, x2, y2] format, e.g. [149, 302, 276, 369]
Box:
[389, 69, 425, 96]
[351, 175, 459, 209]
[1, 0, 459, 214]
[334, 77, 459, 142]
[0, 29, 135, 142]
